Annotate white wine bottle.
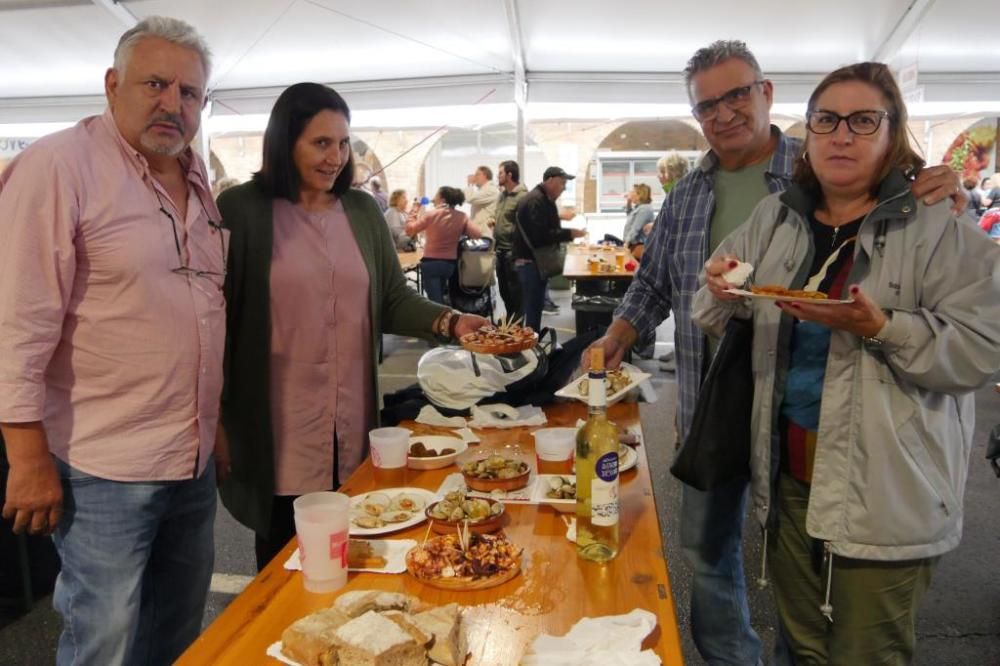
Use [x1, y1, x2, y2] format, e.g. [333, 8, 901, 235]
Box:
[575, 347, 620, 561]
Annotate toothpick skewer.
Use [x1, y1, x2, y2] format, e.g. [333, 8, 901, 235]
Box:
[422, 520, 433, 547]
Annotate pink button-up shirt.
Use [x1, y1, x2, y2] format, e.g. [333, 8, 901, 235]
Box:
[0, 110, 226, 481]
[406, 206, 480, 259]
[269, 198, 373, 494]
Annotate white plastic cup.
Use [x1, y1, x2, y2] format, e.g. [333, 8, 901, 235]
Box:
[369, 427, 410, 468]
[534, 427, 577, 473]
[293, 491, 350, 593]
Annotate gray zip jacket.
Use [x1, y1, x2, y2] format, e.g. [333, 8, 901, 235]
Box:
[692, 170, 1000, 561]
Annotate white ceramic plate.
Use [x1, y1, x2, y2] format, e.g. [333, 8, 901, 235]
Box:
[532, 474, 576, 513]
[555, 362, 652, 405]
[348, 487, 436, 536]
[619, 445, 639, 473]
[570, 445, 638, 475]
[724, 288, 853, 305]
[407, 436, 468, 470]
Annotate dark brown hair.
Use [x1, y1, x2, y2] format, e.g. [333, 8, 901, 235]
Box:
[793, 62, 925, 196]
[437, 186, 465, 208]
[253, 82, 354, 201]
[633, 183, 652, 204]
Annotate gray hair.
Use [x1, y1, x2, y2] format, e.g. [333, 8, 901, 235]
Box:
[683, 40, 763, 99]
[113, 16, 213, 81]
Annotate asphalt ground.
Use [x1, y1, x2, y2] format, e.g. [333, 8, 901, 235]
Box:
[1, 286, 998, 664]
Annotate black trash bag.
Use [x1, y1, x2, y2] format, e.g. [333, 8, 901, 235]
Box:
[987, 425, 1000, 478]
[670, 317, 753, 491]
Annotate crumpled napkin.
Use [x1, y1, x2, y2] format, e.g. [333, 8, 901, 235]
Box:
[455, 427, 481, 444]
[468, 404, 547, 428]
[521, 609, 660, 665]
[415, 404, 468, 428]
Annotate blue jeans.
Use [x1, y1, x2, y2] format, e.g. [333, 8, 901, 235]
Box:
[420, 258, 455, 305]
[515, 261, 547, 331]
[680, 477, 762, 665]
[52, 457, 216, 666]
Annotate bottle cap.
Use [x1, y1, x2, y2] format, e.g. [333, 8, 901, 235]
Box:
[590, 347, 605, 372]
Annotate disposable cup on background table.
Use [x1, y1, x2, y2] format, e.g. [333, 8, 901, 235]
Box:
[534, 427, 577, 474]
[369, 427, 410, 486]
[293, 491, 350, 593]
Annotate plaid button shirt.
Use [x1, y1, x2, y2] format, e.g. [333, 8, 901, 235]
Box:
[615, 128, 801, 443]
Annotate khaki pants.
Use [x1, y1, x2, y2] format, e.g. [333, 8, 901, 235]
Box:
[768, 474, 938, 665]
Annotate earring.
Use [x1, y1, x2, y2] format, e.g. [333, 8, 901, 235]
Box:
[800, 151, 809, 163]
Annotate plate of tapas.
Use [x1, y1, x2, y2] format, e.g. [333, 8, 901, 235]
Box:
[555, 362, 651, 405]
[407, 436, 468, 470]
[725, 285, 853, 305]
[349, 487, 437, 536]
[425, 492, 506, 535]
[459, 315, 538, 355]
[406, 529, 522, 590]
[460, 454, 532, 492]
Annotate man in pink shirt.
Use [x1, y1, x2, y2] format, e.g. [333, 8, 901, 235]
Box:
[0, 17, 223, 665]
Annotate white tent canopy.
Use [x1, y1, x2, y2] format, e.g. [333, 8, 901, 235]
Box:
[0, 0, 998, 130]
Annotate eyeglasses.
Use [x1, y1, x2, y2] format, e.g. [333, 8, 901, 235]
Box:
[154, 189, 227, 289]
[691, 81, 765, 120]
[806, 110, 890, 136]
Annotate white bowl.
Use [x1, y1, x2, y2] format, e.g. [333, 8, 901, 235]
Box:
[406, 436, 468, 470]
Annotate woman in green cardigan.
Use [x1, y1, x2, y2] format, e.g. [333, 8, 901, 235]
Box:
[214, 83, 486, 570]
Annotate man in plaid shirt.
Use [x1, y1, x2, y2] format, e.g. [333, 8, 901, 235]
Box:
[588, 41, 963, 665]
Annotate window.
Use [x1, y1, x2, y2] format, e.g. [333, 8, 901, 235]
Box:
[595, 151, 701, 213]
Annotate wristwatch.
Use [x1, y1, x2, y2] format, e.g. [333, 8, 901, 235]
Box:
[861, 335, 885, 350]
[862, 311, 891, 350]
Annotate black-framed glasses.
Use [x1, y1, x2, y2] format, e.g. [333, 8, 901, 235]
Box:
[154, 189, 227, 289]
[692, 80, 765, 120]
[806, 110, 890, 136]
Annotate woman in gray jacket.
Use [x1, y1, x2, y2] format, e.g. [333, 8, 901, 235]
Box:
[695, 62, 1000, 663]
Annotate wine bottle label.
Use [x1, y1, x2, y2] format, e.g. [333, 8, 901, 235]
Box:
[588, 371, 607, 408]
[591, 451, 619, 526]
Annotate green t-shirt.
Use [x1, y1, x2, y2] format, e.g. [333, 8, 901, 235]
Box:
[710, 158, 771, 255]
[706, 158, 772, 357]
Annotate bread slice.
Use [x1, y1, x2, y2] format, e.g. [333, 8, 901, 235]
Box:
[412, 603, 467, 666]
[333, 610, 425, 666]
[334, 590, 419, 618]
[280, 607, 351, 666]
[381, 610, 432, 647]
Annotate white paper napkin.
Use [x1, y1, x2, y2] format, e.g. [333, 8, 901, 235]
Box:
[468, 404, 547, 428]
[521, 609, 661, 665]
[416, 405, 468, 428]
[455, 427, 481, 444]
[283, 539, 415, 574]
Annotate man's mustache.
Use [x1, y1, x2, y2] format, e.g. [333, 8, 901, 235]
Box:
[146, 114, 184, 133]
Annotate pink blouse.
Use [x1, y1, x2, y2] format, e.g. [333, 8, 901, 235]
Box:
[269, 198, 373, 494]
[405, 206, 480, 259]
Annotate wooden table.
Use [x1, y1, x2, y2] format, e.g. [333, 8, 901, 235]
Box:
[563, 244, 636, 280]
[178, 402, 682, 665]
[563, 245, 636, 335]
[399, 250, 423, 291]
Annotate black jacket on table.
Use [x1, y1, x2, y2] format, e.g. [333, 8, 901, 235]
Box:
[512, 184, 574, 261]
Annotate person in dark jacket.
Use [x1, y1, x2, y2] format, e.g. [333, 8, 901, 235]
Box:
[512, 166, 586, 329]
